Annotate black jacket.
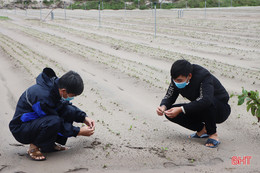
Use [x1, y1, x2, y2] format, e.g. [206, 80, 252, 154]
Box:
[160, 64, 229, 114]
[9, 68, 87, 137]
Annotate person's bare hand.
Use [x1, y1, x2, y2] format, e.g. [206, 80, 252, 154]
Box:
[156, 105, 166, 116]
[84, 117, 95, 129]
[78, 126, 95, 136]
[164, 107, 182, 118]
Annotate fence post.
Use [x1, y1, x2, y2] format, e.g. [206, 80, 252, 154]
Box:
[124, 0, 126, 16]
[98, 1, 101, 28]
[51, 11, 54, 20]
[40, 1, 42, 20]
[25, 1, 27, 17]
[151, 1, 153, 17]
[204, 0, 206, 18]
[64, 1, 66, 20]
[154, 2, 156, 38]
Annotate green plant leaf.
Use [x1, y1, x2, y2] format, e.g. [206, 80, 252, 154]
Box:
[255, 90, 259, 99]
[246, 99, 253, 105]
[247, 103, 254, 112]
[256, 108, 260, 118]
[238, 96, 246, 105]
[251, 106, 257, 116]
[238, 94, 245, 99]
[249, 91, 256, 98]
[242, 88, 247, 95]
[230, 93, 235, 98]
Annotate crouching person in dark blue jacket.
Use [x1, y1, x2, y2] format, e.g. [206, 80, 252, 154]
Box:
[9, 68, 95, 161]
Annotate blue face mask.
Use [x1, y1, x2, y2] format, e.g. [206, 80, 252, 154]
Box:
[61, 92, 74, 101]
[62, 96, 74, 101]
[173, 79, 190, 89]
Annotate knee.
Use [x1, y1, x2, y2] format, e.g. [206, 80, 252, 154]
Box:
[42, 116, 62, 130]
[165, 114, 178, 123]
[49, 116, 62, 127]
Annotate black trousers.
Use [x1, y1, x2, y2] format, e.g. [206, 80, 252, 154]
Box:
[13, 115, 68, 152]
[165, 98, 231, 135]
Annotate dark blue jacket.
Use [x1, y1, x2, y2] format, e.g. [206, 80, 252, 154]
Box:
[9, 68, 87, 137]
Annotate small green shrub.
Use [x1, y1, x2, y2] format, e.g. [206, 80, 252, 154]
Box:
[43, 0, 53, 6]
[236, 88, 260, 122]
[0, 16, 9, 20]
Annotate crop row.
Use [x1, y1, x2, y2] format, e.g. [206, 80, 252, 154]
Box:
[0, 21, 171, 90]
[31, 20, 260, 85]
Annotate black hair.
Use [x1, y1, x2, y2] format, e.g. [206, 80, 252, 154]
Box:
[171, 59, 193, 79]
[58, 71, 84, 95]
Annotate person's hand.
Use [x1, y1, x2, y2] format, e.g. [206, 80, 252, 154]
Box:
[156, 105, 167, 116]
[78, 126, 95, 136]
[84, 117, 95, 129]
[164, 107, 182, 118]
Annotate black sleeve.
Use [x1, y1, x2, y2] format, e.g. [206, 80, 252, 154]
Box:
[183, 75, 214, 114]
[59, 103, 87, 123]
[160, 82, 179, 110]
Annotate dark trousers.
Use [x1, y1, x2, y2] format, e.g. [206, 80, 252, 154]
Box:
[165, 98, 231, 135]
[13, 115, 68, 152]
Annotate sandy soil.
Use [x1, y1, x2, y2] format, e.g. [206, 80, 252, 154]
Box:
[0, 6, 260, 173]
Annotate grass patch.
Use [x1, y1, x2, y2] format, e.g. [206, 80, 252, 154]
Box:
[0, 16, 9, 20]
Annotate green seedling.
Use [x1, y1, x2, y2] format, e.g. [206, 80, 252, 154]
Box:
[235, 88, 260, 122]
[161, 147, 168, 151]
[188, 158, 196, 163]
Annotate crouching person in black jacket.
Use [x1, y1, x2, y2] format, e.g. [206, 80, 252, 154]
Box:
[9, 68, 95, 161]
[156, 60, 231, 148]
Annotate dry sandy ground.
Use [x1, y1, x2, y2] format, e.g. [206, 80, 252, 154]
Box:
[0, 6, 260, 173]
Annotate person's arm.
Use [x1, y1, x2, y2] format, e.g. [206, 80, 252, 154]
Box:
[183, 76, 214, 114]
[160, 82, 179, 110]
[60, 104, 87, 123]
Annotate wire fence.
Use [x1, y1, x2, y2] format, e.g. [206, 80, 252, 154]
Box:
[1, 0, 260, 10]
[1, 3, 259, 39]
